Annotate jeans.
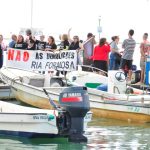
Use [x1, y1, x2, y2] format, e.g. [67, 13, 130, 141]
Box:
[109, 53, 119, 70]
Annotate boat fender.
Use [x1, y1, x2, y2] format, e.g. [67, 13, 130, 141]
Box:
[96, 84, 107, 91]
[125, 87, 134, 94]
[48, 114, 55, 121]
[133, 91, 142, 95]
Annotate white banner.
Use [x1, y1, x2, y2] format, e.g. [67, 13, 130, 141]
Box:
[6, 48, 77, 71]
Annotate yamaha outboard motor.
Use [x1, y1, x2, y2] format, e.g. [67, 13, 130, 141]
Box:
[59, 86, 90, 142]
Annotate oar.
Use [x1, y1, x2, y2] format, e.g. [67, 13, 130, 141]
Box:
[43, 88, 58, 110]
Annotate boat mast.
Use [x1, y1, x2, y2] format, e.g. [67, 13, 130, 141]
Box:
[31, 0, 33, 29]
[98, 16, 102, 41]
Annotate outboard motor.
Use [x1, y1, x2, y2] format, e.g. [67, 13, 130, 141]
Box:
[59, 86, 90, 142]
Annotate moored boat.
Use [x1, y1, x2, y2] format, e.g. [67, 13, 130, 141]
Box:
[0, 86, 92, 142]
[1, 67, 150, 123]
[0, 67, 62, 109]
[66, 67, 150, 123]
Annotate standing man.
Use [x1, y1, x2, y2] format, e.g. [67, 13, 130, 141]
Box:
[83, 33, 96, 71]
[25, 29, 36, 50]
[140, 33, 150, 84]
[120, 29, 136, 83]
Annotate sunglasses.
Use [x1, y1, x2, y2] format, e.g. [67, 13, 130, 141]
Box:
[73, 37, 78, 39]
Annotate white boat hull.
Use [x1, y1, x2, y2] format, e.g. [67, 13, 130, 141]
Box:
[0, 100, 92, 139]
[2, 67, 150, 123]
[0, 100, 58, 137]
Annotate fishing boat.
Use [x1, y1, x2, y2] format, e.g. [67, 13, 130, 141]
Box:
[0, 67, 97, 113]
[0, 86, 92, 142]
[1, 67, 150, 123]
[0, 67, 64, 109]
[65, 67, 150, 123]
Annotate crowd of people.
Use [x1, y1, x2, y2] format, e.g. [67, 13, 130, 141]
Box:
[83, 29, 150, 84]
[0, 28, 149, 84]
[8, 29, 82, 52]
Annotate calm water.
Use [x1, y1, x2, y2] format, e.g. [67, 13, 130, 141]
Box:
[0, 118, 150, 150]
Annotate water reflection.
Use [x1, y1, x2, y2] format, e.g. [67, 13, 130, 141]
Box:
[86, 118, 150, 149]
[0, 135, 87, 150]
[0, 118, 150, 150]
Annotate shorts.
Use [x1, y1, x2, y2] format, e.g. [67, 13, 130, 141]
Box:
[120, 58, 132, 70]
[140, 59, 145, 69]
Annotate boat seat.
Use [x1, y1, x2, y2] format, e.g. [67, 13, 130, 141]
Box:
[23, 75, 45, 87]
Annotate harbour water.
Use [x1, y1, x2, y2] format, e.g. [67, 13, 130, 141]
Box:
[0, 117, 150, 150]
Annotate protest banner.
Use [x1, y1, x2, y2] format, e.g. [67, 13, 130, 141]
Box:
[83, 37, 95, 58]
[6, 48, 77, 71]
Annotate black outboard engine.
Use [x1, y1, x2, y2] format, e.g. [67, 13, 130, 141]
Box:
[59, 86, 90, 142]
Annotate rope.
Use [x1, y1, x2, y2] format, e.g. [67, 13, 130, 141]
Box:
[80, 65, 107, 75]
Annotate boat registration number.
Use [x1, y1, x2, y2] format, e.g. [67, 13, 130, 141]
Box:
[33, 115, 48, 120]
[127, 106, 140, 112]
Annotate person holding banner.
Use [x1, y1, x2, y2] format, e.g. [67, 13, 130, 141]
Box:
[27, 37, 36, 50]
[45, 36, 57, 51]
[13, 35, 27, 50]
[36, 35, 46, 50]
[25, 29, 36, 50]
[56, 34, 70, 76]
[59, 34, 70, 50]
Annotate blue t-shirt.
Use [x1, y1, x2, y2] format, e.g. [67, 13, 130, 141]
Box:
[9, 40, 16, 48]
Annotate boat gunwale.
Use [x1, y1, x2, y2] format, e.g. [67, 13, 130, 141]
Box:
[3, 71, 150, 109]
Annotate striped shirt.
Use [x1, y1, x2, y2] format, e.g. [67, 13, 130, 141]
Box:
[122, 38, 136, 60]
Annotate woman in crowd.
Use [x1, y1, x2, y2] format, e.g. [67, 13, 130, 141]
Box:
[68, 28, 83, 66]
[56, 34, 70, 76]
[36, 35, 46, 50]
[68, 28, 81, 50]
[0, 35, 6, 68]
[45, 36, 57, 51]
[9, 34, 17, 48]
[91, 38, 110, 73]
[13, 35, 27, 50]
[0, 35, 6, 51]
[109, 36, 121, 70]
[59, 34, 70, 50]
[68, 35, 80, 50]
